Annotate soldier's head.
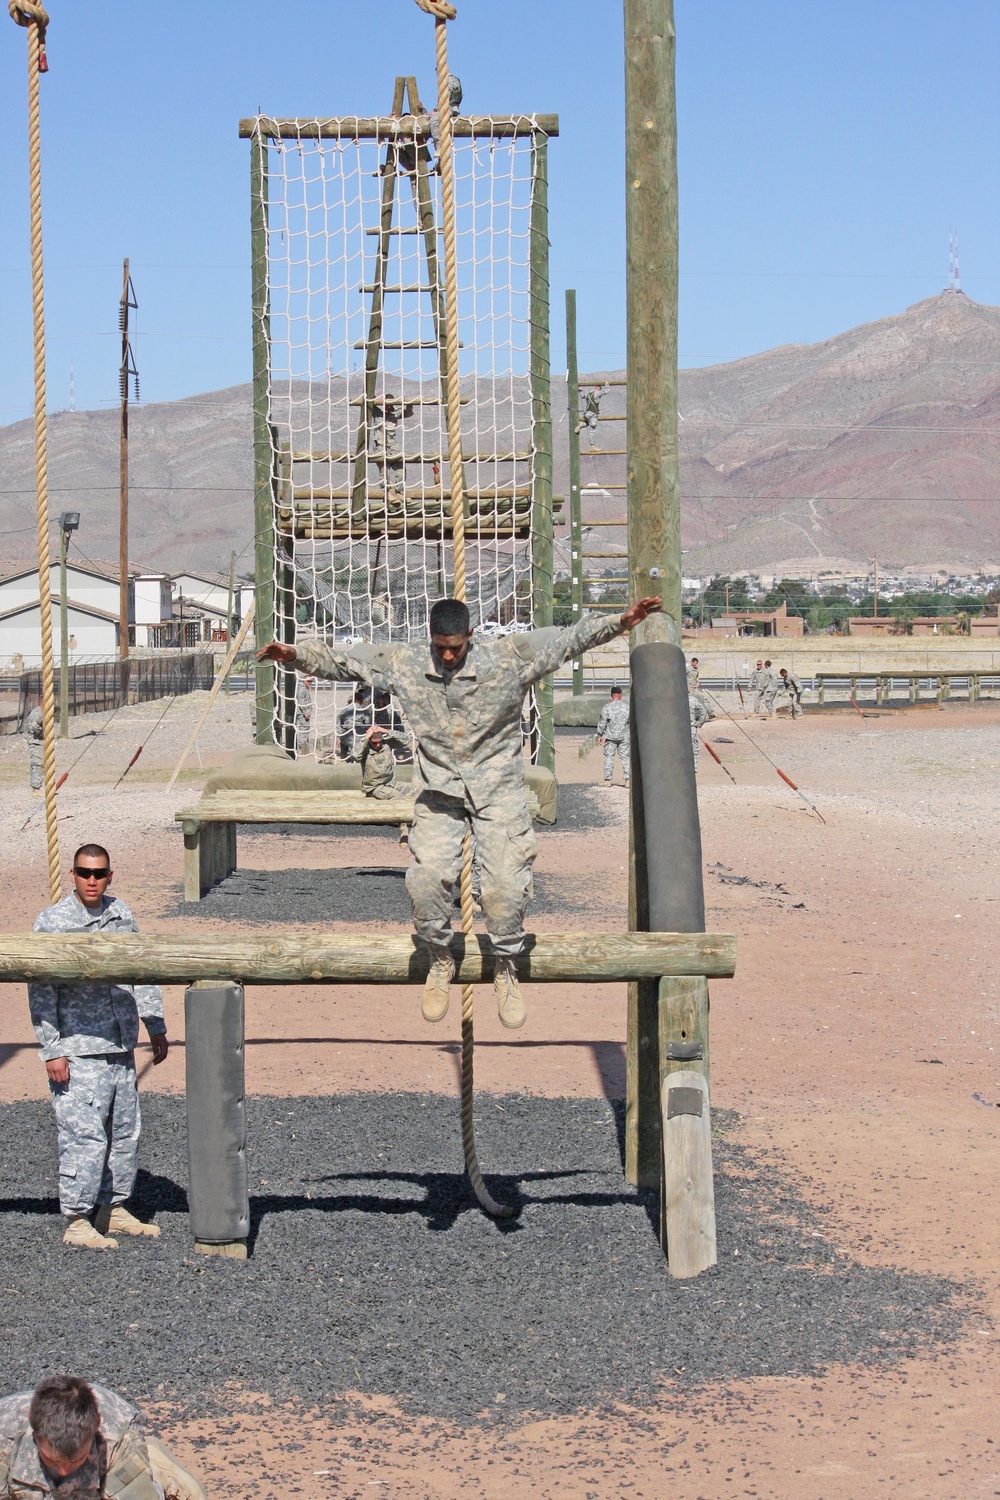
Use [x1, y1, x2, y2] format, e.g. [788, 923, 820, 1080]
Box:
[71, 843, 112, 910]
[690, 658, 699, 668]
[610, 685, 622, 699]
[756, 659, 763, 669]
[779, 668, 788, 678]
[429, 598, 472, 671]
[367, 725, 386, 751]
[30, 1376, 100, 1477]
[764, 659, 772, 668]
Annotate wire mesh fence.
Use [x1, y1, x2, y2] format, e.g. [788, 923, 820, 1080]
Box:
[14, 653, 217, 728]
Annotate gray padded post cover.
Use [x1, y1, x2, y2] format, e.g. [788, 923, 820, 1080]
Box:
[185, 983, 250, 1242]
[630, 641, 706, 934]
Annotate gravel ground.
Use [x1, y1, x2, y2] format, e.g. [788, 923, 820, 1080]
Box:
[0, 1093, 967, 1426]
[173, 867, 600, 925]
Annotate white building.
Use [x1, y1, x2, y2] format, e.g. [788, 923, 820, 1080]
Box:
[172, 572, 235, 618]
[0, 561, 124, 619]
[133, 573, 174, 647]
[0, 597, 118, 664]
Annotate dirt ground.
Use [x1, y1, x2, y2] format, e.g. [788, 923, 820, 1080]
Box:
[1, 691, 998, 1498]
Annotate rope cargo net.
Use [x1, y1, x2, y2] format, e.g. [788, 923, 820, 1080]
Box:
[255, 109, 549, 758]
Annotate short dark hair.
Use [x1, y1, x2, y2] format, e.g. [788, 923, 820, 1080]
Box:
[73, 844, 109, 867]
[429, 598, 470, 637]
[764, 659, 771, 667]
[610, 685, 622, 696]
[29, 1377, 100, 1458]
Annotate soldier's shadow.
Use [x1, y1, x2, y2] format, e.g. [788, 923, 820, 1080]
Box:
[246, 1166, 634, 1249]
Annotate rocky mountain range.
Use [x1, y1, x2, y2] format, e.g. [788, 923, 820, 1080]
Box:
[1, 291, 997, 581]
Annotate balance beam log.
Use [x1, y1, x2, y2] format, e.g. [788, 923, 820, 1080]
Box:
[0, 931, 735, 987]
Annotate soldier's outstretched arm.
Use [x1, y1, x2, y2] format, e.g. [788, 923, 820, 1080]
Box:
[514, 598, 664, 686]
[258, 637, 391, 692]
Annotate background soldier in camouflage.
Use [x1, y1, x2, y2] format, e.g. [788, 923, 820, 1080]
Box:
[779, 665, 804, 717]
[748, 658, 766, 717]
[596, 684, 630, 787]
[24, 705, 44, 791]
[762, 658, 781, 717]
[260, 596, 662, 1030]
[359, 724, 405, 800]
[29, 846, 169, 1251]
[689, 688, 710, 768]
[0, 1375, 206, 1499]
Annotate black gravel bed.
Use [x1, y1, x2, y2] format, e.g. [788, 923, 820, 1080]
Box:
[0, 1094, 969, 1424]
[172, 867, 595, 924]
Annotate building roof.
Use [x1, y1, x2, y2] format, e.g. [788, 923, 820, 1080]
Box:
[0, 559, 130, 586]
[0, 595, 120, 625]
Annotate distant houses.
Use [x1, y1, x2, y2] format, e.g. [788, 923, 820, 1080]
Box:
[0, 561, 247, 666]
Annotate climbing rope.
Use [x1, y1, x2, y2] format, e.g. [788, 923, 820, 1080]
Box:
[415, 0, 510, 1219]
[10, 1, 59, 901]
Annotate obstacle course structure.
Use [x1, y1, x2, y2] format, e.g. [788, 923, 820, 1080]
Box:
[241, 82, 559, 769]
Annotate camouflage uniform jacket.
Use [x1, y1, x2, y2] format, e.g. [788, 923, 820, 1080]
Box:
[359, 735, 404, 794]
[596, 699, 630, 742]
[24, 708, 43, 741]
[29, 894, 165, 1063]
[0, 1384, 159, 1500]
[782, 671, 802, 695]
[294, 612, 622, 812]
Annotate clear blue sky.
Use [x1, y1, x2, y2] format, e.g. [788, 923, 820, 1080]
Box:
[0, 0, 996, 422]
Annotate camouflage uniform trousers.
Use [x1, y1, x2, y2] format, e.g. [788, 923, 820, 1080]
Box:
[28, 740, 43, 790]
[602, 737, 630, 782]
[405, 786, 536, 960]
[366, 783, 404, 800]
[751, 689, 765, 716]
[49, 1052, 141, 1217]
[762, 687, 778, 716]
[690, 726, 701, 768]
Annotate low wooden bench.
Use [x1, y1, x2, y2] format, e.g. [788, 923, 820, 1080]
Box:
[175, 791, 416, 902]
[815, 670, 989, 707]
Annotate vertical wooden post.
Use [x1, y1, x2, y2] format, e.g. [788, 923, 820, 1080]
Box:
[119, 258, 132, 666]
[624, 0, 687, 1187]
[224, 549, 235, 697]
[624, 0, 680, 640]
[566, 289, 584, 696]
[250, 123, 275, 745]
[58, 522, 69, 737]
[530, 131, 555, 771]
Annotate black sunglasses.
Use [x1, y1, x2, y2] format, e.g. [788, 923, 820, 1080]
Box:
[74, 866, 110, 879]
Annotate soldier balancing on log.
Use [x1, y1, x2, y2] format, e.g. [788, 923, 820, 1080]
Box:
[259, 595, 662, 1030]
[28, 845, 168, 1251]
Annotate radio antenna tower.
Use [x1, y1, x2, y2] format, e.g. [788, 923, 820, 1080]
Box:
[945, 229, 962, 293]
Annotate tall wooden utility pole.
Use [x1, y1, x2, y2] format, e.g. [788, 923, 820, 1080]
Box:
[625, 0, 707, 1194]
[565, 289, 584, 695]
[119, 260, 138, 662]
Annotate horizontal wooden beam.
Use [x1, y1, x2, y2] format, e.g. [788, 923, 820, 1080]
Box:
[0, 931, 735, 987]
[238, 115, 559, 141]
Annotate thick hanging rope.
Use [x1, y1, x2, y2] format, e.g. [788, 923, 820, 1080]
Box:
[415, 0, 510, 1218]
[11, 1, 59, 901]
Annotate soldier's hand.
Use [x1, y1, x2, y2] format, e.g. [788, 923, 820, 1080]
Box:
[257, 642, 298, 665]
[150, 1033, 169, 1066]
[620, 597, 663, 631]
[46, 1056, 70, 1086]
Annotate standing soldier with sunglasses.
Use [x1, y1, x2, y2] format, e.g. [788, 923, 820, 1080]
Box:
[28, 845, 169, 1250]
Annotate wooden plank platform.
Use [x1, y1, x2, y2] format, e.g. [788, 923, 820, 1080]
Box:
[175, 791, 414, 901]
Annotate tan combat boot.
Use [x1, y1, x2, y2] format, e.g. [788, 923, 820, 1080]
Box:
[495, 957, 526, 1030]
[94, 1205, 161, 1238]
[63, 1215, 119, 1250]
[422, 954, 454, 1023]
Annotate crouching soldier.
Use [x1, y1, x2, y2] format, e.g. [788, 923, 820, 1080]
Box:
[779, 666, 804, 717]
[29, 845, 169, 1250]
[0, 1375, 206, 1499]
